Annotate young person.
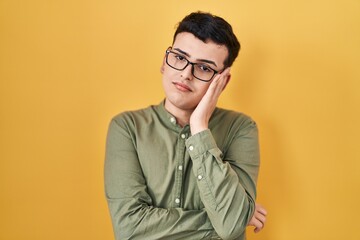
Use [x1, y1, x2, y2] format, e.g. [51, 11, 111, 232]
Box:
[105, 12, 266, 240]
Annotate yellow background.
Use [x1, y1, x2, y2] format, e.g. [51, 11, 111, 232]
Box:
[1, 0, 359, 239]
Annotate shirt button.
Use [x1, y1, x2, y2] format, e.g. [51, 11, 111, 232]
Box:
[170, 117, 176, 123]
[189, 145, 194, 151]
[175, 198, 180, 204]
[197, 175, 203, 180]
[181, 134, 186, 139]
[178, 165, 183, 171]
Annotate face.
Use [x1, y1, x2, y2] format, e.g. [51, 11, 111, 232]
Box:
[161, 32, 228, 113]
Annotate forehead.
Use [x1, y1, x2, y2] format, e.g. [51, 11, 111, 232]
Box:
[173, 32, 228, 68]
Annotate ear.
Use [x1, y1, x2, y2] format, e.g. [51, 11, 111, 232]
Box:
[160, 54, 166, 74]
[222, 73, 231, 91]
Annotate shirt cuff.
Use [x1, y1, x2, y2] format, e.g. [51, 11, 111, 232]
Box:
[185, 129, 218, 159]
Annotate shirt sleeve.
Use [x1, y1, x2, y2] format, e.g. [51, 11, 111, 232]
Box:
[104, 118, 217, 240]
[185, 119, 260, 240]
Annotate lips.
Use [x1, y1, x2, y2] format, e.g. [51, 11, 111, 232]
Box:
[173, 82, 192, 92]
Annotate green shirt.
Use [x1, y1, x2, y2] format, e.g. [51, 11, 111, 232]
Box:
[105, 101, 260, 240]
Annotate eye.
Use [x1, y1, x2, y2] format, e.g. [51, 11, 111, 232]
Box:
[175, 54, 186, 61]
[198, 64, 212, 72]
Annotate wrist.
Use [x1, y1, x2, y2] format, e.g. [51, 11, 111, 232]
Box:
[190, 124, 208, 135]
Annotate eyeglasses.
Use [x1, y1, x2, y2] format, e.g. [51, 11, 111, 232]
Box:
[165, 47, 219, 82]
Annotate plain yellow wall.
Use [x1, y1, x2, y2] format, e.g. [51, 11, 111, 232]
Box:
[1, 0, 359, 239]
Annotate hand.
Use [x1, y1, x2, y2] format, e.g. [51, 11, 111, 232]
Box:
[189, 68, 231, 135]
[248, 203, 267, 233]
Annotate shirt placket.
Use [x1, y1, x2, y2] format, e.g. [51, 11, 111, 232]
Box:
[173, 129, 189, 207]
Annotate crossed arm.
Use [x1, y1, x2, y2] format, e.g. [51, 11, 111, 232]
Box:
[105, 118, 266, 239]
[105, 68, 266, 239]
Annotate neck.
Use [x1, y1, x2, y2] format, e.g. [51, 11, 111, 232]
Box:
[164, 99, 193, 127]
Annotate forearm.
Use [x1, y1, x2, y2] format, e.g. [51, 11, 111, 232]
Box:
[105, 159, 217, 240]
[186, 129, 258, 239]
[106, 197, 215, 240]
[105, 119, 217, 240]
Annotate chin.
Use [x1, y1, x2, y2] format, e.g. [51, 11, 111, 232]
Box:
[167, 95, 198, 111]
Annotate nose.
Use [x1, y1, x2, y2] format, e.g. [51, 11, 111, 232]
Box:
[180, 63, 194, 81]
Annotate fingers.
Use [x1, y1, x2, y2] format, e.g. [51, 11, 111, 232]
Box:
[252, 216, 265, 233]
[250, 203, 268, 233]
[208, 67, 231, 94]
[255, 203, 268, 216]
[249, 218, 264, 233]
[218, 67, 231, 79]
[213, 67, 231, 85]
[255, 212, 267, 225]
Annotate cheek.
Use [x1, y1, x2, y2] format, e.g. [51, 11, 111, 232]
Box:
[162, 67, 182, 86]
[162, 71, 171, 86]
[162, 69, 176, 90]
[188, 84, 210, 104]
[162, 66, 173, 79]
[196, 84, 210, 96]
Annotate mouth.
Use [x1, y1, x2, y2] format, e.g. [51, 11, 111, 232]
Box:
[173, 82, 192, 92]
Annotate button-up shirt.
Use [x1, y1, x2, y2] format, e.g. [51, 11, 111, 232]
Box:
[105, 101, 260, 240]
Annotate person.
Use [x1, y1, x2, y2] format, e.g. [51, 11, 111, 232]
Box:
[104, 11, 267, 240]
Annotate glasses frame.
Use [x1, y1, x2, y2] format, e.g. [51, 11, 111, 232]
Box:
[165, 47, 219, 82]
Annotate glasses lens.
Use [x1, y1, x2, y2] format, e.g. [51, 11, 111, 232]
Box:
[166, 52, 188, 70]
[193, 64, 215, 82]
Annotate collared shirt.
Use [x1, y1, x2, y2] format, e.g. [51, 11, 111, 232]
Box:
[105, 101, 260, 240]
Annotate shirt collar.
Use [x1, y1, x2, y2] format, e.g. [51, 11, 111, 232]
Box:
[154, 99, 190, 133]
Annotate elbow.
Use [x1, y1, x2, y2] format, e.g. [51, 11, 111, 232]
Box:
[216, 227, 246, 240]
[111, 214, 135, 240]
[215, 200, 255, 240]
[213, 215, 247, 240]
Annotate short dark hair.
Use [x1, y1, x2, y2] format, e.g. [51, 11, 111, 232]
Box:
[173, 11, 240, 68]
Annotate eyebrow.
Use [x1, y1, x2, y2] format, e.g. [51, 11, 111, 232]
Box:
[173, 48, 218, 67]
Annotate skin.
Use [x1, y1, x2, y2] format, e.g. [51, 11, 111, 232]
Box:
[248, 203, 267, 233]
[161, 31, 267, 233]
[161, 32, 230, 131]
